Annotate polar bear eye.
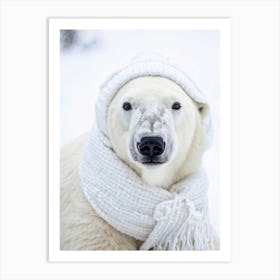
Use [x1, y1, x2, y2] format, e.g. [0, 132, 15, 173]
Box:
[172, 102, 181, 110]
[198, 106, 204, 113]
[122, 102, 132, 111]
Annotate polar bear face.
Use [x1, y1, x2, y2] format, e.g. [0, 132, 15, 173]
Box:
[107, 76, 207, 188]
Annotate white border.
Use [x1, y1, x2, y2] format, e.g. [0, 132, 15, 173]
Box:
[49, 18, 231, 262]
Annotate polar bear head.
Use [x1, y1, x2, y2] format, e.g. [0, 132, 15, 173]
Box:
[107, 76, 209, 189]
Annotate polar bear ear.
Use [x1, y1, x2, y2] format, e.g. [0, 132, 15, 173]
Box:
[196, 102, 213, 148]
[196, 102, 209, 119]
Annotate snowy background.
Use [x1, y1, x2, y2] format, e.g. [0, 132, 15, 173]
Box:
[60, 30, 220, 233]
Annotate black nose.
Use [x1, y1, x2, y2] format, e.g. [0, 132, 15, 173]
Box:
[137, 137, 165, 157]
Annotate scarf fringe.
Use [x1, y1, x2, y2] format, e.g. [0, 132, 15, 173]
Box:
[140, 196, 217, 250]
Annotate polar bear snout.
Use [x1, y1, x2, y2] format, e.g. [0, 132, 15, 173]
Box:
[137, 136, 166, 159]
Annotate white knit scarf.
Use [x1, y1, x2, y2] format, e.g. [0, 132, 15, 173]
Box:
[79, 127, 217, 250]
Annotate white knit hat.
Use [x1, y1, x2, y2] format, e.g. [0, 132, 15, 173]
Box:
[95, 53, 211, 143]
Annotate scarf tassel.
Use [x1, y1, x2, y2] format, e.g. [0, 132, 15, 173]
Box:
[141, 197, 216, 250]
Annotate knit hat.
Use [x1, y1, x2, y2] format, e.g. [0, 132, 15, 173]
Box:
[95, 53, 210, 139]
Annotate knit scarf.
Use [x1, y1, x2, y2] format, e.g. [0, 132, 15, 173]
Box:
[79, 127, 217, 250]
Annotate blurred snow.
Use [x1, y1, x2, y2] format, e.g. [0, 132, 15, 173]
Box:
[60, 30, 220, 233]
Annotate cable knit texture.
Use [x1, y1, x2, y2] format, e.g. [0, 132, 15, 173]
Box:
[79, 54, 217, 250]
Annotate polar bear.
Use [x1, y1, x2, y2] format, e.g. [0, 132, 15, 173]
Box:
[107, 76, 207, 189]
[60, 56, 217, 250]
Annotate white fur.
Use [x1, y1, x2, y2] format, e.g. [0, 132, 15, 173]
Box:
[60, 76, 212, 250]
[108, 77, 207, 188]
[60, 134, 138, 250]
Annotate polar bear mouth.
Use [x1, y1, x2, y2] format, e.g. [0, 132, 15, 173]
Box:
[142, 161, 164, 166]
[142, 158, 166, 165]
[138, 156, 168, 166]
